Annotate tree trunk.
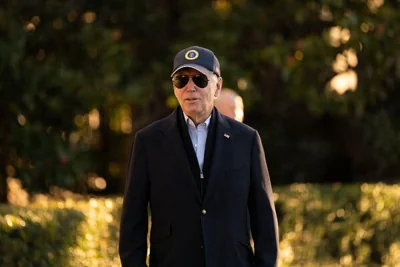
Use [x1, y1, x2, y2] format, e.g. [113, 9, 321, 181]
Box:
[0, 103, 9, 203]
[0, 159, 8, 203]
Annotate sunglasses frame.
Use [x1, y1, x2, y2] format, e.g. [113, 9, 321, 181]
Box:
[172, 74, 210, 89]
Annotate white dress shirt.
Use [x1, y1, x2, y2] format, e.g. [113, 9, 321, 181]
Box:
[183, 112, 211, 174]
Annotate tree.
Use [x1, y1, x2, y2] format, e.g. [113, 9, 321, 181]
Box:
[1, 0, 399, 202]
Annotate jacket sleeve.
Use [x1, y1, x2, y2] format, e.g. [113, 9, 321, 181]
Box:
[249, 131, 279, 267]
[119, 132, 149, 267]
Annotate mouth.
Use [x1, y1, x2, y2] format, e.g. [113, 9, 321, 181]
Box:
[185, 98, 200, 103]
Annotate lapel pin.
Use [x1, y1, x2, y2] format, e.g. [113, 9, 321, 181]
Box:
[224, 133, 230, 139]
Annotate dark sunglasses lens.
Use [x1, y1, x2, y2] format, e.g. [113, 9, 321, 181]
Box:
[173, 76, 189, 89]
[192, 75, 208, 88]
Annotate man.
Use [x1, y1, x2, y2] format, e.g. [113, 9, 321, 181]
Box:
[119, 46, 279, 267]
[214, 88, 244, 122]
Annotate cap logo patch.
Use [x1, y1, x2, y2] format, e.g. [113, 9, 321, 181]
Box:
[184, 50, 199, 60]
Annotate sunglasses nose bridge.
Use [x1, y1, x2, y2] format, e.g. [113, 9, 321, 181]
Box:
[186, 77, 197, 88]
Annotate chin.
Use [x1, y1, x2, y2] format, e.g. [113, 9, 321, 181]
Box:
[183, 105, 199, 114]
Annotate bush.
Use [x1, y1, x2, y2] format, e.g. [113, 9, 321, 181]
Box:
[0, 184, 399, 266]
[0, 198, 122, 267]
[275, 183, 400, 266]
[0, 206, 84, 266]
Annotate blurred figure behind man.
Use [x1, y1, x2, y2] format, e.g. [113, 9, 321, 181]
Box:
[214, 88, 244, 122]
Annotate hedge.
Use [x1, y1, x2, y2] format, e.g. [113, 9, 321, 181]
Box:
[0, 198, 122, 267]
[0, 183, 399, 266]
[274, 183, 400, 266]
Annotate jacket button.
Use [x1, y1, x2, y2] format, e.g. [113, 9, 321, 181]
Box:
[201, 209, 207, 215]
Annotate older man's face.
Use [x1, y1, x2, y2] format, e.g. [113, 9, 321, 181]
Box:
[173, 68, 222, 124]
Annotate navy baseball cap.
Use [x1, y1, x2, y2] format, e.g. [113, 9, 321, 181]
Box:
[171, 46, 221, 77]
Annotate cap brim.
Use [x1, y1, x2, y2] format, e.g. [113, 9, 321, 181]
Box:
[171, 64, 213, 77]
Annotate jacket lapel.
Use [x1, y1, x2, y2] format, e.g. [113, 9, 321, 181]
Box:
[161, 109, 202, 204]
[203, 111, 232, 203]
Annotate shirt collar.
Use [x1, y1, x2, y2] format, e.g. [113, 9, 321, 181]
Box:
[182, 111, 212, 128]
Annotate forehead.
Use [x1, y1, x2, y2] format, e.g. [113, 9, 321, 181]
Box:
[175, 68, 202, 76]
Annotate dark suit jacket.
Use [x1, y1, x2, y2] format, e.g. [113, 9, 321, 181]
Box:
[119, 107, 279, 267]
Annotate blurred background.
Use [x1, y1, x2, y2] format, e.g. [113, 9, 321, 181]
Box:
[0, 0, 399, 266]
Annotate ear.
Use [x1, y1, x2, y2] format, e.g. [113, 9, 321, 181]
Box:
[214, 77, 223, 98]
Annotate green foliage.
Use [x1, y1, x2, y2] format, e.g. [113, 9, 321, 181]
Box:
[0, 198, 122, 267]
[0, 3, 133, 196]
[275, 183, 400, 266]
[0, 206, 85, 266]
[0, 1, 399, 200]
[1, 184, 399, 266]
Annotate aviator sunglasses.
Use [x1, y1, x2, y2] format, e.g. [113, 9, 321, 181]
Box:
[172, 74, 209, 89]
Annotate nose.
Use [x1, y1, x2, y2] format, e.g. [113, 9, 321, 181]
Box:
[186, 78, 196, 91]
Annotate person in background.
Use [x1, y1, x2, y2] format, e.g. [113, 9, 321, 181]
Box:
[214, 88, 244, 122]
[119, 45, 279, 267]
